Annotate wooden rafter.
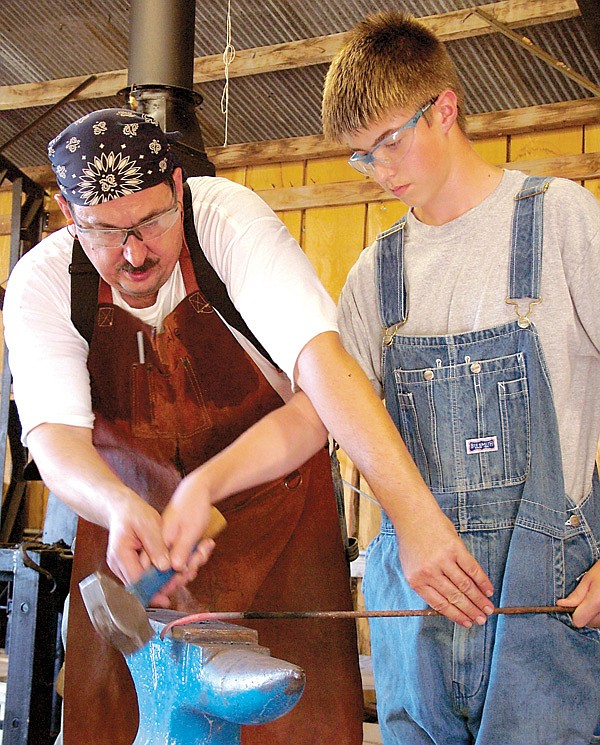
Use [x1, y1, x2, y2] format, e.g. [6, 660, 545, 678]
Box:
[3, 97, 598, 191]
[0, 0, 581, 112]
[473, 7, 600, 96]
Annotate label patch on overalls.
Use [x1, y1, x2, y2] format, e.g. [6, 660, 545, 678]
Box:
[465, 436, 498, 454]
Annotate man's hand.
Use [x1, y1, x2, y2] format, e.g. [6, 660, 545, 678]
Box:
[104, 494, 171, 585]
[395, 509, 494, 627]
[26, 423, 199, 602]
[557, 560, 600, 628]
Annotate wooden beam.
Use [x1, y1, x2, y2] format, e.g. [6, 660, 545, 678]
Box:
[2, 98, 599, 191]
[0, 0, 580, 112]
[1, 152, 597, 234]
[209, 98, 600, 168]
[473, 8, 600, 96]
[255, 153, 600, 212]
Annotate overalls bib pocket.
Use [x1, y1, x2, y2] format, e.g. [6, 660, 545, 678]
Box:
[391, 351, 531, 494]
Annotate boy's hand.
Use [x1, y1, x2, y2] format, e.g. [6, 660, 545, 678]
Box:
[557, 560, 600, 628]
[396, 510, 494, 628]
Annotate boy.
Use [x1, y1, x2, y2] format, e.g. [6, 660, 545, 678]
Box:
[322, 11, 600, 745]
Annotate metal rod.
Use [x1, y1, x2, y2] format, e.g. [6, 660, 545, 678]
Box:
[0, 75, 97, 155]
[161, 605, 576, 638]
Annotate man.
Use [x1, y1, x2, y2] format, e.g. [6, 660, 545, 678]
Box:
[4, 108, 492, 743]
[322, 11, 600, 745]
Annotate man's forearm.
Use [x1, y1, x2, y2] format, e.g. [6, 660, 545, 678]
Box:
[26, 422, 137, 529]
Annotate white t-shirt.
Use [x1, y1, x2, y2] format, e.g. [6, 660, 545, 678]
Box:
[338, 170, 600, 504]
[4, 176, 338, 442]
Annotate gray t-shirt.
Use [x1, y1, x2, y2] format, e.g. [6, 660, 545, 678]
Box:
[338, 169, 600, 503]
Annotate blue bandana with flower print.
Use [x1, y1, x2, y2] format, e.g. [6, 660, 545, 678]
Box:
[47, 108, 178, 206]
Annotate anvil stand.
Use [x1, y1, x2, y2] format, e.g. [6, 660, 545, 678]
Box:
[124, 608, 305, 745]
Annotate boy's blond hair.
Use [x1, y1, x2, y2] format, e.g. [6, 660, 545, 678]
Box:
[322, 11, 466, 141]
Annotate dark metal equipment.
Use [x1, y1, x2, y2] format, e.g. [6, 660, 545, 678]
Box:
[124, 0, 215, 178]
[0, 155, 72, 745]
[0, 543, 72, 745]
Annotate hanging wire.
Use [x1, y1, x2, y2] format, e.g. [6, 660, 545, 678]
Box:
[342, 478, 380, 506]
[220, 0, 236, 146]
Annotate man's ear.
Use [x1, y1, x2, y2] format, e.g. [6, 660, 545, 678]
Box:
[434, 89, 459, 134]
[54, 193, 74, 225]
[172, 167, 184, 203]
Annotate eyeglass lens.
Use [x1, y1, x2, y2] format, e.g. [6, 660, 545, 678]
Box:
[73, 203, 180, 249]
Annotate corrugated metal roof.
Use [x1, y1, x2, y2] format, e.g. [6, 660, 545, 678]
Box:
[0, 1, 598, 170]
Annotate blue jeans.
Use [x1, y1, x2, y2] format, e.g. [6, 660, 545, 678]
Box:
[368, 177, 600, 744]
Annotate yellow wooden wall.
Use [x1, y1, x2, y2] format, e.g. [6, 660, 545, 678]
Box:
[0, 191, 13, 518]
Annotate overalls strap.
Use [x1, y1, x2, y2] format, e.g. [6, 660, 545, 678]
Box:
[375, 215, 408, 330]
[375, 176, 554, 331]
[508, 175, 554, 301]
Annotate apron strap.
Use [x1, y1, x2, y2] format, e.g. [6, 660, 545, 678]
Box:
[181, 183, 278, 369]
[69, 237, 99, 347]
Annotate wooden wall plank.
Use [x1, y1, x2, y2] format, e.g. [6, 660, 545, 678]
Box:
[585, 123, 600, 153]
[472, 136, 509, 165]
[276, 211, 303, 245]
[366, 202, 408, 245]
[510, 127, 583, 160]
[306, 156, 365, 186]
[303, 204, 366, 302]
[245, 162, 304, 191]
[5, 99, 598, 193]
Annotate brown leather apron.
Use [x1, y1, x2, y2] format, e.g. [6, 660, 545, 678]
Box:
[63, 246, 363, 744]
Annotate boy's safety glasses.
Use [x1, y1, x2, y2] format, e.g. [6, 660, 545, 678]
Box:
[348, 98, 436, 177]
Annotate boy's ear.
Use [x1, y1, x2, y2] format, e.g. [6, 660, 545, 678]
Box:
[435, 89, 459, 133]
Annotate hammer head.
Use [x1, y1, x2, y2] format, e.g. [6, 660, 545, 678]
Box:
[79, 571, 154, 656]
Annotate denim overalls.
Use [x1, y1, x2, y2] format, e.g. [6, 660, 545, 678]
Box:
[364, 177, 600, 744]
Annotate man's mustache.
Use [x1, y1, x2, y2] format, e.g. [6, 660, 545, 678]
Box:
[119, 258, 159, 274]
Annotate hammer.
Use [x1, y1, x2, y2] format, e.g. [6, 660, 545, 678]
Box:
[79, 506, 227, 655]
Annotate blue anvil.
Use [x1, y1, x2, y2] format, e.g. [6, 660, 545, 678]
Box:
[124, 609, 305, 745]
